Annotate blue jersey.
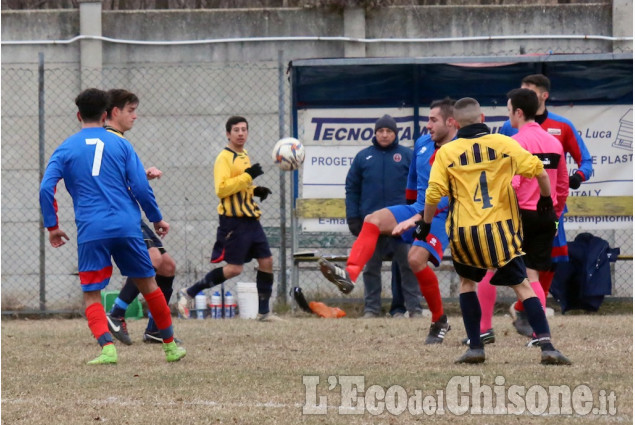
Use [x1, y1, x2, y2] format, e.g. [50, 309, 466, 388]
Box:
[406, 134, 449, 212]
[39, 127, 162, 243]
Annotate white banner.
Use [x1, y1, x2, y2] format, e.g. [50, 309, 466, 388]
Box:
[297, 106, 633, 232]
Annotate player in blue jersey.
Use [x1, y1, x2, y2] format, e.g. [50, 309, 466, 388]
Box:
[499, 74, 594, 337]
[319, 98, 457, 344]
[101, 89, 180, 345]
[39, 88, 185, 365]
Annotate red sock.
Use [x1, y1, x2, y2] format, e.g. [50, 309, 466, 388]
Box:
[415, 266, 443, 322]
[85, 302, 112, 346]
[539, 270, 555, 297]
[477, 270, 496, 333]
[144, 288, 174, 343]
[346, 222, 380, 282]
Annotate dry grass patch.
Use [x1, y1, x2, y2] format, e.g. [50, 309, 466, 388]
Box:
[2, 314, 632, 424]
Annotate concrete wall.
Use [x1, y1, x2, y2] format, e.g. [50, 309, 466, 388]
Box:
[2, 3, 629, 67]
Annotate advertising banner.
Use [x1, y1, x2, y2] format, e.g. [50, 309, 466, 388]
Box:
[298, 106, 633, 231]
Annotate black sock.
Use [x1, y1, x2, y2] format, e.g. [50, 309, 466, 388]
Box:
[256, 270, 274, 315]
[187, 268, 226, 298]
[156, 274, 175, 303]
[459, 291, 483, 349]
[110, 277, 141, 317]
[119, 277, 141, 303]
[522, 297, 555, 351]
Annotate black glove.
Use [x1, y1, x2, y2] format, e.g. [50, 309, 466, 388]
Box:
[414, 220, 431, 241]
[253, 186, 272, 201]
[406, 198, 416, 205]
[569, 173, 583, 189]
[536, 195, 554, 215]
[245, 163, 263, 180]
[347, 217, 363, 236]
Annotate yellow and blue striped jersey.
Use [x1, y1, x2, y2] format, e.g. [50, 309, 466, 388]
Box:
[426, 125, 545, 268]
[214, 147, 260, 218]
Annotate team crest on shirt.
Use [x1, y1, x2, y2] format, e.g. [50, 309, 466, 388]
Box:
[547, 128, 562, 136]
[393, 153, 402, 162]
[429, 237, 438, 246]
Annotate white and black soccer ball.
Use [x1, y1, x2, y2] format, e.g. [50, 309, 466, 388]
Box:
[272, 137, 305, 171]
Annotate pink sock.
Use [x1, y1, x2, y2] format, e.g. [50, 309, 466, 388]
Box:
[477, 270, 496, 333]
[530, 280, 547, 309]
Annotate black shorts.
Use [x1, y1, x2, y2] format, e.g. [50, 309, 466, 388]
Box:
[141, 221, 166, 254]
[453, 256, 527, 287]
[519, 209, 556, 271]
[210, 215, 272, 265]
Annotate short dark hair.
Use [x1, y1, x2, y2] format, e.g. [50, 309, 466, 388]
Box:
[226, 115, 248, 132]
[507, 88, 539, 120]
[430, 97, 456, 120]
[75, 88, 109, 123]
[106, 89, 139, 118]
[521, 74, 551, 92]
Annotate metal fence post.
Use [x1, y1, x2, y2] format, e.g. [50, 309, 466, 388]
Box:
[38, 52, 46, 312]
[277, 50, 288, 305]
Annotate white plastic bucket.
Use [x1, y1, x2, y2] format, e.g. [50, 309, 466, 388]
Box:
[236, 282, 259, 319]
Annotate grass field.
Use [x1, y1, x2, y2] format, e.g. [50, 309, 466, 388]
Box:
[2, 312, 632, 424]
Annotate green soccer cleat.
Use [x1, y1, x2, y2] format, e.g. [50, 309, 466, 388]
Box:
[163, 341, 186, 362]
[87, 344, 117, 365]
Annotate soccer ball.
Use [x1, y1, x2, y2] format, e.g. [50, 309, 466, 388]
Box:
[272, 137, 305, 171]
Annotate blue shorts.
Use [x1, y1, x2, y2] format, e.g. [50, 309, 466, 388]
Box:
[387, 203, 449, 267]
[77, 237, 155, 292]
[210, 215, 272, 265]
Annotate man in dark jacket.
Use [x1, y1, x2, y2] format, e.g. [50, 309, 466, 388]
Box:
[345, 115, 423, 318]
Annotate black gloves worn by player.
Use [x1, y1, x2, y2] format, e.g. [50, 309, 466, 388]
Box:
[254, 186, 272, 201]
[536, 195, 554, 214]
[569, 173, 583, 189]
[347, 217, 363, 236]
[414, 220, 431, 241]
[245, 163, 263, 179]
[537, 195, 558, 227]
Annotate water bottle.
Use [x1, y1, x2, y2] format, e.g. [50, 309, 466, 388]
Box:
[224, 291, 236, 318]
[195, 291, 207, 319]
[211, 291, 222, 319]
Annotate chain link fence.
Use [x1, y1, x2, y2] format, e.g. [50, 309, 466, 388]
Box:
[1, 59, 632, 315]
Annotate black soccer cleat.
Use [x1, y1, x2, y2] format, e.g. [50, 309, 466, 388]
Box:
[540, 349, 572, 365]
[511, 310, 534, 338]
[425, 314, 451, 344]
[143, 331, 183, 345]
[455, 348, 486, 364]
[106, 313, 132, 345]
[318, 258, 355, 294]
[461, 328, 495, 346]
